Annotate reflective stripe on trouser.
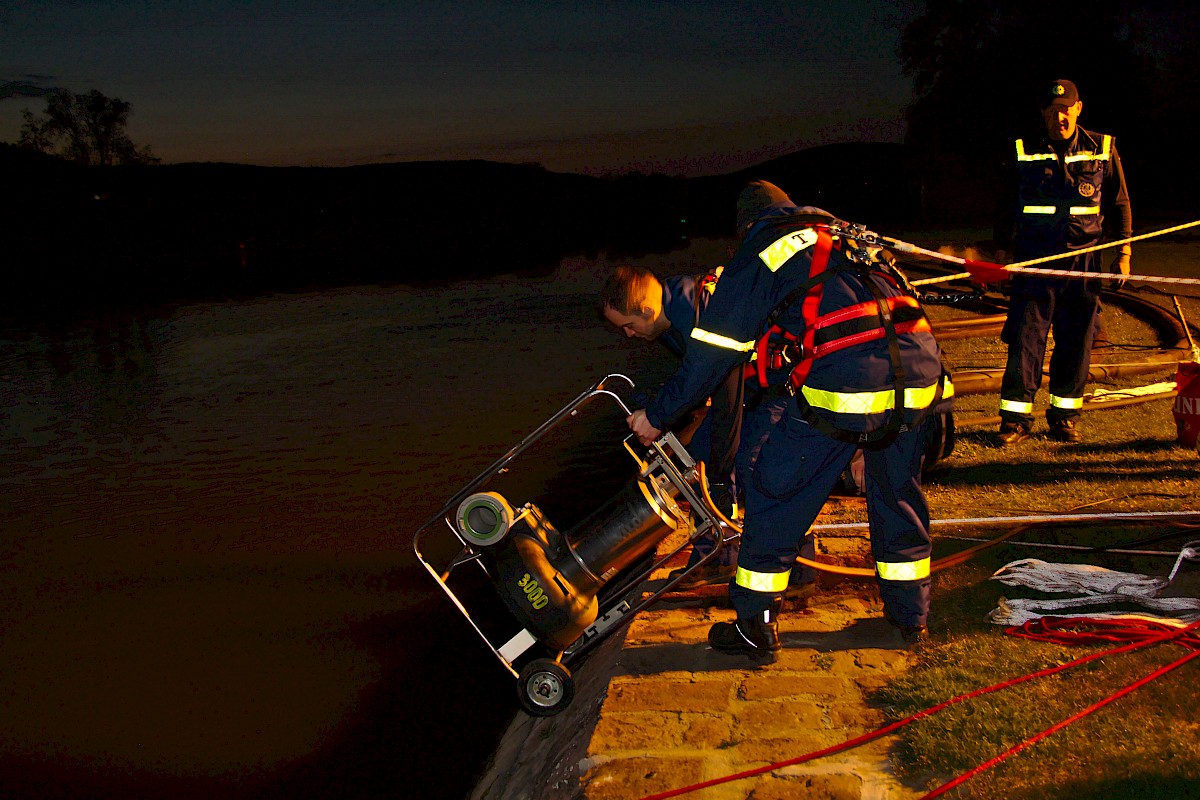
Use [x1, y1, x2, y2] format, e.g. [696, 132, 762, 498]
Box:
[732, 408, 933, 628]
[877, 557, 930, 582]
[735, 567, 790, 593]
[999, 254, 1101, 424]
[732, 394, 818, 587]
[1000, 398, 1033, 416]
[1050, 394, 1084, 411]
[1021, 205, 1100, 216]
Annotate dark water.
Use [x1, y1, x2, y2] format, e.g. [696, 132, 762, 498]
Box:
[0, 254, 688, 800]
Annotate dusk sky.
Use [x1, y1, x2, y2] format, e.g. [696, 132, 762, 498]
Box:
[1, 1, 915, 176]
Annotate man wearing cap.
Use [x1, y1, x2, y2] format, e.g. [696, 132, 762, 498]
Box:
[627, 180, 952, 657]
[994, 78, 1133, 445]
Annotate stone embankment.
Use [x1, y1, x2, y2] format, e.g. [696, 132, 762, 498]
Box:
[472, 529, 923, 800]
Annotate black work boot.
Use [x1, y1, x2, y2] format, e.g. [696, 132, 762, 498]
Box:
[1047, 417, 1083, 443]
[708, 599, 782, 663]
[997, 421, 1031, 446]
[883, 608, 928, 649]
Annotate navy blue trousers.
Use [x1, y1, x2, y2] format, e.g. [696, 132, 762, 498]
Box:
[732, 408, 933, 627]
[1000, 264, 1101, 425]
[688, 394, 816, 583]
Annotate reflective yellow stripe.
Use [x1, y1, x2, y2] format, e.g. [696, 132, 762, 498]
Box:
[877, 557, 930, 582]
[735, 567, 791, 593]
[800, 378, 951, 415]
[1017, 136, 1110, 164]
[691, 327, 756, 352]
[1015, 139, 1055, 161]
[709, 266, 722, 297]
[1064, 135, 1111, 163]
[1000, 399, 1033, 414]
[758, 228, 819, 272]
[1050, 394, 1084, 410]
[1021, 205, 1099, 215]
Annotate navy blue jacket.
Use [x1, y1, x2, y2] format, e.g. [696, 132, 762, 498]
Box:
[996, 125, 1132, 260]
[658, 274, 702, 358]
[647, 203, 951, 436]
[649, 274, 742, 483]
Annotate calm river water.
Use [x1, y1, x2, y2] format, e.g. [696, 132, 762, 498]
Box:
[0, 247, 715, 799]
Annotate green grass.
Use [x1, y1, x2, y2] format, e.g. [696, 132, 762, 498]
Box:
[831, 279, 1200, 798]
[872, 541, 1200, 799]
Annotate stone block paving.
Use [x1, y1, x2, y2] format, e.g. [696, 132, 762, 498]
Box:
[471, 531, 927, 800]
[579, 536, 924, 800]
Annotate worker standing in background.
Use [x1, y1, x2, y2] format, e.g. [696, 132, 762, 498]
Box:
[994, 78, 1133, 445]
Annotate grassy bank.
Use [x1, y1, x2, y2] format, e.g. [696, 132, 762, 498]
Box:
[874, 535, 1199, 799]
[866, 392, 1198, 797]
[830, 239, 1200, 798]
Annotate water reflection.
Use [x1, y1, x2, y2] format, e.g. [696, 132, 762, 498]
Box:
[0, 244, 716, 799]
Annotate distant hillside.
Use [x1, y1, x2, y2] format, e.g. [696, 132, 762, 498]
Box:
[0, 141, 929, 319]
[681, 142, 924, 233]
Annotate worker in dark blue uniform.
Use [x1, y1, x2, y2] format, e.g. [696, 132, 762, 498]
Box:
[602, 265, 744, 586]
[628, 181, 953, 658]
[601, 259, 820, 599]
[995, 78, 1132, 445]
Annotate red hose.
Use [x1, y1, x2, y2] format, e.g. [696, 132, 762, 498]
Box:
[921, 618, 1200, 798]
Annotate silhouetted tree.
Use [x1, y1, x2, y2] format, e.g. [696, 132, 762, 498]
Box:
[19, 88, 159, 166]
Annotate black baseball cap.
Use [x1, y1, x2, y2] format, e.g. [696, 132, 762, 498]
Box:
[736, 180, 790, 235]
[1042, 79, 1080, 108]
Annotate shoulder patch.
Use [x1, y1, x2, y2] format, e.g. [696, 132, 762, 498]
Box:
[759, 228, 819, 272]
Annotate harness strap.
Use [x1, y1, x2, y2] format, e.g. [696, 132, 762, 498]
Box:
[812, 298, 930, 359]
[756, 228, 835, 389]
[798, 269, 910, 449]
[791, 233, 834, 393]
[749, 223, 947, 450]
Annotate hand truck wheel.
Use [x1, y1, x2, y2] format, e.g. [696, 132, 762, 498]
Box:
[517, 658, 574, 717]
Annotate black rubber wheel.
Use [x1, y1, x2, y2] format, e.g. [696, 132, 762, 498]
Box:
[517, 658, 574, 717]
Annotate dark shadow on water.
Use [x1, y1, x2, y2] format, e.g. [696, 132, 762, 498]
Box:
[258, 597, 517, 800]
[0, 590, 517, 800]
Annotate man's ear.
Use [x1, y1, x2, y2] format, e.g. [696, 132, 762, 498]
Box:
[639, 304, 655, 321]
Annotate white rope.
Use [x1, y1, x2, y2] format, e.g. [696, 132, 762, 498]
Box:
[975, 266, 1200, 286]
[985, 543, 1200, 626]
[990, 558, 1168, 597]
[1087, 381, 1179, 403]
[939, 536, 1185, 558]
[987, 597, 1200, 626]
[1167, 541, 1200, 583]
[815, 509, 1200, 532]
[904, 217, 1200, 288]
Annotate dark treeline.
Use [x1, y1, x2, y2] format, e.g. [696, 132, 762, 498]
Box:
[3, 131, 1190, 322]
[0, 141, 924, 320]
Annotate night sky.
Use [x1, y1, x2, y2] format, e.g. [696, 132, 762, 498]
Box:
[0, 0, 914, 176]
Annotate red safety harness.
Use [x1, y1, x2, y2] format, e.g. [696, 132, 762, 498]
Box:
[751, 225, 943, 448]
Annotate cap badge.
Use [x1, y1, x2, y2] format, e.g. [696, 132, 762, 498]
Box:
[1053, 84, 1066, 96]
[1078, 182, 1096, 198]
